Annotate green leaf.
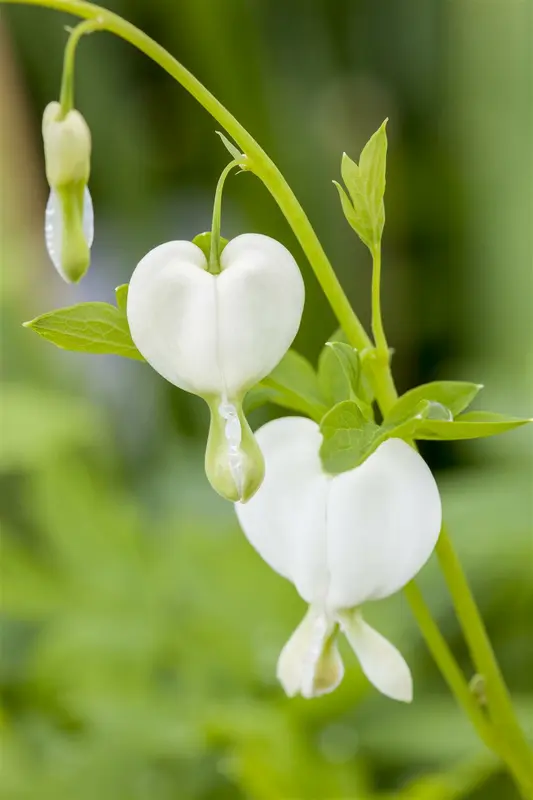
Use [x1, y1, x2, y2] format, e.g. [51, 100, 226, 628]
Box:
[245, 350, 328, 421]
[385, 381, 483, 426]
[318, 342, 360, 405]
[337, 120, 388, 248]
[24, 300, 144, 361]
[358, 118, 388, 239]
[215, 130, 243, 161]
[413, 411, 532, 441]
[115, 284, 129, 312]
[319, 400, 379, 474]
[333, 179, 373, 250]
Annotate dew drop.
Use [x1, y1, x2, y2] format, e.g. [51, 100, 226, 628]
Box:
[44, 187, 94, 277]
[426, 401, 453, 421]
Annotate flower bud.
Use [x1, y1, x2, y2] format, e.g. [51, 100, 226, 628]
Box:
[127, 234, 305, 501]
[235, 416, 442, 699]
[205, 399, 265, 502]
[42, 102, 93, 282]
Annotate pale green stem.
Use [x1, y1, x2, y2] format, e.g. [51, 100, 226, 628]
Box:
[208, 159, 238, 274]
[3, 0, 532, 791]
[370, 242, 388, 357]
[59, 18, 101, 115]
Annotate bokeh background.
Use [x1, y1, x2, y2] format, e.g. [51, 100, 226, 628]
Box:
[1, 1, 532, 798]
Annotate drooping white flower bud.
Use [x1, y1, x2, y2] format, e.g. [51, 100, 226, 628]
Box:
[42, 101, 93, 282]
[235, 416, 442, 700]
[127, 234, 305, 502]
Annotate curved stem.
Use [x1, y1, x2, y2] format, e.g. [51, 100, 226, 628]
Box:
[59, 18, 101, 115]
[3, 0, 532, 790]
[208, 159, 238, 274]
[4, 0, 371, 352]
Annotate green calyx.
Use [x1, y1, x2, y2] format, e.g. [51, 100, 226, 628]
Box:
[205, 397, 265, 503]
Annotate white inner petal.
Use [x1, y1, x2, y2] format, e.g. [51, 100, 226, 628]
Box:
[338, 610, 413, 702]
[44, 187, 94, 277]
[277, 606, 344, 698]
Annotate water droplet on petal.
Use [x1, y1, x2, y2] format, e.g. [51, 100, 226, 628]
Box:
[426, 401, 453, 421]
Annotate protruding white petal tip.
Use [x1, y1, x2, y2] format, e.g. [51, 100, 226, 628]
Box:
[339, 611, 413, 703]
[277, 607, 344, 699]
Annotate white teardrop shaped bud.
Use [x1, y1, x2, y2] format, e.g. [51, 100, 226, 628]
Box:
[235, 416, 442, 699]
[127, 235, 305, 502]
[42, 102, 93, 282]
[42, 101, 91, 187]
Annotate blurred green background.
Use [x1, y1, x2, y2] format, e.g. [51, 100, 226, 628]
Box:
[1, 1, 532, 798]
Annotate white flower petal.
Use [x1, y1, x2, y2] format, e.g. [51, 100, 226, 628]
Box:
[126, 234, 304, 398]
[44, 187, 94, 280]
[277, 606, 344, 698]
[338, 611, 413, 702]
[326, 438, 441, 608]
[235, 417, 330, 603]
[218, 234, 304, 393]
[236, 419, 441, 609]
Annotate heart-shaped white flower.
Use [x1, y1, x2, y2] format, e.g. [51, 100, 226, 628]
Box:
[127, 233, 305, 501]
[235, 416, 442, 700]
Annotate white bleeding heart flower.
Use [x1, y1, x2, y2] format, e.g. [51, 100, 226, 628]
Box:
[42, 101, 93, 283]
[235, 416, 442, 701]
[127, 233, 305, 502]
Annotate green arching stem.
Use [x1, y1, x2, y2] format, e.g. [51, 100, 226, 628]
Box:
[3, 0, 532, 789]
[208, 160, 239, 274]
[58, 18, 102, 115]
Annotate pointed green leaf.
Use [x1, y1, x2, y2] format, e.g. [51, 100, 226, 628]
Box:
[319, 400, 379, 474]
[318, 342, 360, 405]
[244, 350, 328, 422]
[359, 118, 388, 238]
[115, 284, 129, 312]
[333, 180, 374, 249]
[385, 381, 483, 426]
[24, 301, 144, 361]
[215, 130, 243, 161]
[414, 411, 532, 440]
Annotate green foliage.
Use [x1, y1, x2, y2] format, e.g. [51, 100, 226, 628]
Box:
[318, 381, 531, 474]
[384, 382, 484, 425]
[319, 400, 379, 474]
[244, 349, 328, 421]
[335, 120, 388, 250]
[23, 287, 144, 361]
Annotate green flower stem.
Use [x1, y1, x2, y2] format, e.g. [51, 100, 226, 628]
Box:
[404, 583, 533, 796]
[4, 0, 532, 789]
[208, 160, 238, 274]
[370, 242, 388, 357]
[436, 529, 533, 786]
[59, 18, 101, 116]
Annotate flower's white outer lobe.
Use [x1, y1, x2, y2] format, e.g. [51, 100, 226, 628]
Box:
[126, 234, 305, 398]
[45, 187, 94, 280]
[235, 416, 442, 700]
[236, 417, 442, 609]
